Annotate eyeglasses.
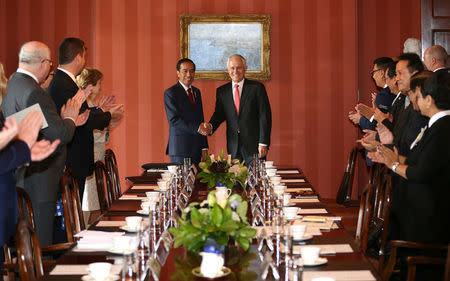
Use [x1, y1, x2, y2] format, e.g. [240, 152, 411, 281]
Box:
[370, 69, 382, 75]
[42, 59, 53, 68]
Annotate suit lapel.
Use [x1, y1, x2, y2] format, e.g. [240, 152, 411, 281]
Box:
[222, 83, 237, 116]
[239, 79, 251, 116]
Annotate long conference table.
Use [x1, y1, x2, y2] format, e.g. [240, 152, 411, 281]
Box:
[41, 167, 380, 281]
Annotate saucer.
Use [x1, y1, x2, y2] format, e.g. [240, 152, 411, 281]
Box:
[136, 209, 149, 215]
[81, 274, 120, 281]
[107, 247, 135, 255]
[119, 226, 139, 233]
[292, 234, 313, 242]
[301, 257, 328, 267]
[192, 266, 231, 279]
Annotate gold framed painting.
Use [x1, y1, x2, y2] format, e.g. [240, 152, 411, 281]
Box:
[180, 14, 271, 81]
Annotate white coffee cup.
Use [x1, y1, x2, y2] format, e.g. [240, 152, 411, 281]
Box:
[140, 201, 150, 212]
[266, 168, 277, 177]
[290, 224, 306, 239]
[265, 161, 274, 168]
[146, 191, 160, 202]
[283, 206, 299, 220]
[273, 185, 286, 196]
[88, 262, 111, 280]
[161, 172, 172, 181]
[301, 246, 321, 265]
[125, 216, 142, 230]
[270, 176, 282, 185]
[283, 194, 292, 206]
[157, 180, 169, 191]
[113, 236, 132, 251]
[167, 165, 178, 174]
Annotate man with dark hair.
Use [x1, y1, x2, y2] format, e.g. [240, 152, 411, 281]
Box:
[164, 58, 208, 165]
[48, 37, 120, 202]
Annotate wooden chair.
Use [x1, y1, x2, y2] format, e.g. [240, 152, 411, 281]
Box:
[60, 169, 86, 242]
[382, 240, 448, 281]
[336, 147, 358, 205]
[94, 160, 113, 212]
[406, 255, 446, 281]
[15, 220, 44, 281]
[105, 149, 121, 200]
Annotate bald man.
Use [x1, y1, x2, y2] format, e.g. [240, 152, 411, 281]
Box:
[423, 45, 449, 77]
[1, 41, 87, 246]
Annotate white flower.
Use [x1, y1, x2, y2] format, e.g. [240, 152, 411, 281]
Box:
[229, 164, 241, 176]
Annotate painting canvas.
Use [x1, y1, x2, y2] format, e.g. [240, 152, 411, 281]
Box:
[180, 15, 271, 80]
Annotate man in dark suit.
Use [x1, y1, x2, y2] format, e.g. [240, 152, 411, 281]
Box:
[0, 112, 60, 270]
[423, 45, 449, 77]
[1, 41, 85, 246]
[48, 37, 116, 201]
[200, 54, 272, 165]
[164, 58, 208, 165]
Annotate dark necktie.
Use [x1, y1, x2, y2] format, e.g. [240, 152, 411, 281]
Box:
[187, 88, 195, 109]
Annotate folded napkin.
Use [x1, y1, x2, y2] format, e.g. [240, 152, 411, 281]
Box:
[291, 218, 334, 230]
[292, 244, 353, 255]
[290, 198, 320, 203]
[298, 208, 328, 214]
[119, 194, 146, 200]
[96, 221, 127, 227]
[281, 179, 305, 183]
[253, 226, 321, 237]
[73, 230, 125, 251]
[276, 170, 300, 174]
[285, 187, 313, 193]
[131, 185, 158, 190]
[74, 230, 124, 238]
[50, 264, 123, 275]
[302, 270, 375, 281]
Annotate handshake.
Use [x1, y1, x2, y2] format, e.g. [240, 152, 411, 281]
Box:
[198, 122, 212, 136]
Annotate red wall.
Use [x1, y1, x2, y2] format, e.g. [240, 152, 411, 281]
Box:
[0, 0, 420, 199]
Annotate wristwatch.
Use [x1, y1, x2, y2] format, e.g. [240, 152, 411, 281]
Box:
[391, 162, 400, 173]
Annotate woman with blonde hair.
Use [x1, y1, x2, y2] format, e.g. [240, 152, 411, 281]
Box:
[77, 68, 123, 223]
[0, 62, 7, 105]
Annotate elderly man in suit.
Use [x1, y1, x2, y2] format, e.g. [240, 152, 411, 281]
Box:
[164, 58, 208, 165]
[200, 54, 272, 165]
[48, 37, 117, 202]
[1, 41, 86, 246]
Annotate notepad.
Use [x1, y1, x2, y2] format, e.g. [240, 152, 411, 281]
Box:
[302, 270, 375, 281]
[131, 185, 158, 190]
[276, 170, 300, 174]
[6, 103, 48, 128]
[290, 198, 320, 203]
[50, 264, 122, 275]
[281, 179, 305, 183]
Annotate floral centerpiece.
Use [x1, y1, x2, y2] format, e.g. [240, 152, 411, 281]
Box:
[169, 191, 256, 252]
[197, 151, 248, 189]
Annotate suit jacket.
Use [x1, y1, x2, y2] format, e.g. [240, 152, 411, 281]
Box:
[164, 82, 208, 164]
[209, 79, 272, 164]
[1, 72, 76, 199]
[397, 115, 450, 244]
[0, 140, 30, 248]
[48, 69, 111, 178]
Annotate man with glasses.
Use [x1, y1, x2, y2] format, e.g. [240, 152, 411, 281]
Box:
[1, 41, 88, 246]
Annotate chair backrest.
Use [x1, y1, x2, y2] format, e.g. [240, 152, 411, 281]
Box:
[336, 147, 358, 204]
[94, 160, 113, 212]
[15, 220, 44, 281]
[60, 169, 85, 242]
[105, 149, 121, 200]
[16, 186, 36, 230]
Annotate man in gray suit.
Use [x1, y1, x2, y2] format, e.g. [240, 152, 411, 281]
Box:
[200, 54, 272, 165]
[1, 41, 89, 246]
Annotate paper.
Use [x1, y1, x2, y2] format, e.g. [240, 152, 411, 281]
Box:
[276, 170, 300, 174]
[119, 194, 145, 200]
[6, 103, 48, 129]
[292, 218, 334, 230]
[50, 264, 122, 275]
[73, 230, 125, 251]
[298, 208, 328, 214]
[96, 221, 127, 227]
[290, 198, 320, 203]
[147, 169, 168, 173]
[131, 185, 158, 190]
[253, 226, 321, 237]
[281, 179, 305, 183]
[302, 270, 375, 281]
[285, 187, 313, 193]
[291, 244, 353, 255]
[74, 230, 124, 238]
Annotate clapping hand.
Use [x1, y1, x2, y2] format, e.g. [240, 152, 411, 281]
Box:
[18, 111, 42, 149]
[75, 109, 90, 127]
[198, 122, 212, 136]
[373, 107, 389, 123]
[348, 110, 361, 125]
[356, 103, 375, 120]
[376, 123, 394, 144]
[30, 139, 60, 161]
[367, 145, 398, 167]
[0, 117, 19, 150]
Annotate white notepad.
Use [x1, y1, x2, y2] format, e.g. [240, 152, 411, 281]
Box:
[6, 103, 48, 129]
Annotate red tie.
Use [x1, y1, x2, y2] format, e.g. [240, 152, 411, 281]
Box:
[234, 84, 240, 115]
[187, 88, 195, 109]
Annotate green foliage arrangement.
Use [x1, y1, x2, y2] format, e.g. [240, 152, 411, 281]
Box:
[197, 151, 248, 189]
[169, 192, 256, 252]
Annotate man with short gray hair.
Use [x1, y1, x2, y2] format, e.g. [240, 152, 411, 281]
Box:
[1, 41, 89, 246]
[423, 45, 449, 76]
